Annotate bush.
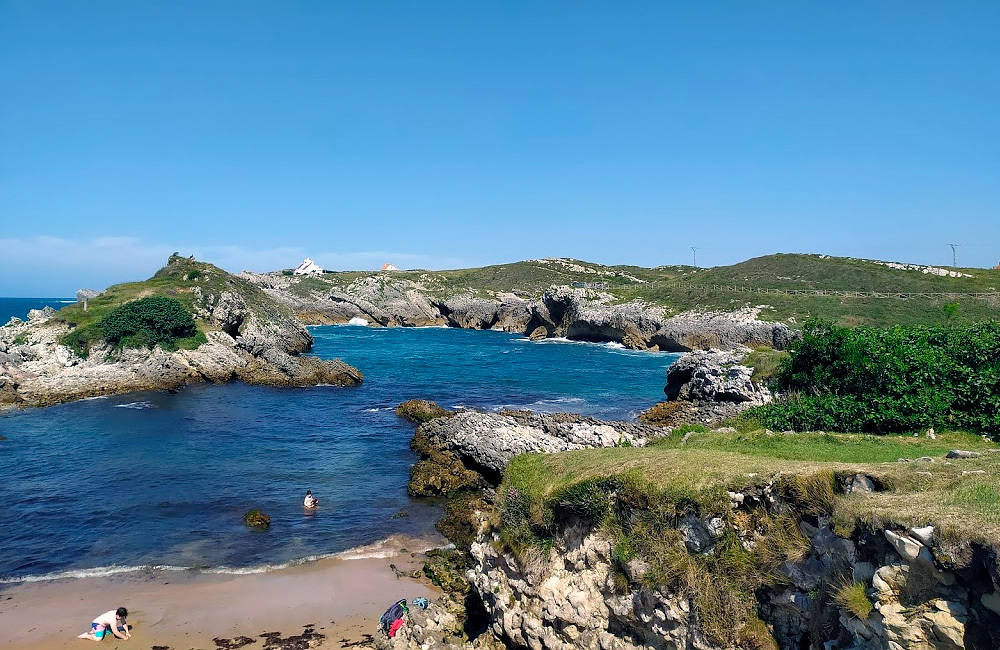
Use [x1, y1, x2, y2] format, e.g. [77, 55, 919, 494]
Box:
[751, 320, 1000, 434]
[99, 296, 198, 351]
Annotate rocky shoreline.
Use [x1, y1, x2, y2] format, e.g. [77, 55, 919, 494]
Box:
[244, 272, 798, 352]
[0, 257, 362, 412]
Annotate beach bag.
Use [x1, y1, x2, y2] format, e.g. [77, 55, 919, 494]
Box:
[379, 599, 408, 634]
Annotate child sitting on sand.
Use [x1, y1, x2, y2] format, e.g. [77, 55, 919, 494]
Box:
[78, 607, 130, 641]
[303, 490, 318, 509]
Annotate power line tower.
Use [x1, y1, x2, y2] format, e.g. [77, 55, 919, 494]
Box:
[690, 246, 698, 268]
[948, 243, 960, 267]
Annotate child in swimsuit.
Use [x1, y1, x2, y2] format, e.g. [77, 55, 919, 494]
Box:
[78, 607, 130, 641]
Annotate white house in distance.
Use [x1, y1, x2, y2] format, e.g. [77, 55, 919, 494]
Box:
[381, 263, 399, 271]
[293, 258, 324, 275]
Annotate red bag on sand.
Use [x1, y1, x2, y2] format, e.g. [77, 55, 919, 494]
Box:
[388, 618, 405, 637]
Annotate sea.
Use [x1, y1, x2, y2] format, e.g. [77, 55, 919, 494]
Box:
[0, 298, 679, 583]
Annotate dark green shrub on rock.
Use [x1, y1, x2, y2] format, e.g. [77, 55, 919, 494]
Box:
[752, 320, 1000, 434]
[99, 296, 198, 351]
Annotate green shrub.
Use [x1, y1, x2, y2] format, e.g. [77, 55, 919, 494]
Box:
[185, 269, 202, 280]
[99, 296, 198, 351]
[751, 319, 1000, 434]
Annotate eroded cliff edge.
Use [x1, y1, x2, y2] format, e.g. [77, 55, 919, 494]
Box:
[0, 255, 362, 411]
[389, 406, 1000, 650]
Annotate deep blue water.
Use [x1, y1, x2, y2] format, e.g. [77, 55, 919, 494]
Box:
[0, 323, 678, 582]
[0, 297, 75, 323]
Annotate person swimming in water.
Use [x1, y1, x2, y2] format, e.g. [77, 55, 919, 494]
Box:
[303, 490, 318, 509]
[78, 607, 130, 641]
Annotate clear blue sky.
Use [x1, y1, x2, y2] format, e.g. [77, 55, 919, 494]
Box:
[2, 1, 998, 295]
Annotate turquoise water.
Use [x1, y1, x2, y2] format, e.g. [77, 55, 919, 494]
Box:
[0, 297, 75, 322]
[0, 323, 678, 582]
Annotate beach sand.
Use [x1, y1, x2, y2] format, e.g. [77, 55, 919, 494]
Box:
[0, 549, 437, 649]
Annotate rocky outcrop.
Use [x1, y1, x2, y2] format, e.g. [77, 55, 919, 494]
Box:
[0, 257, 362, 411]
[641, 348, 773, 427]
[244, 273, 799, 353]
[396, 399, 455, 424]
[415, 411, 663, 484]
[399, 481, 1000, 650]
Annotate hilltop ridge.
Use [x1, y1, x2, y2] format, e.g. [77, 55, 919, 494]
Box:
[246, 252, 1000, 333]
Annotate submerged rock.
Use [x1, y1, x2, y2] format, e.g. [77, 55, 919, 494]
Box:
[242, 509, 270, 530]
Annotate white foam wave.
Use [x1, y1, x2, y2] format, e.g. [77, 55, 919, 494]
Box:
[1, 537, 450, 583]
[58, 300, 75, 303]
[0, 564, 188, 584]
[113, 401, 154, 409]
[517, 336, 647, 352]
[362, 407, 391, 413]
[80, 395, 109, 401]
[347, 317, 369, 326]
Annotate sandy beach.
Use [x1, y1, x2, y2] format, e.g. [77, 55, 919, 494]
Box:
[0, 546, 438, 650]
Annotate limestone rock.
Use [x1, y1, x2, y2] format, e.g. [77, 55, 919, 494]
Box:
[417, 411, 662, 483]
[945, 449, 981, 459]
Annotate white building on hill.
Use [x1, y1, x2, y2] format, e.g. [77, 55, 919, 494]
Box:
[381, 263, 399, 271]
[293, 258, 324, 275]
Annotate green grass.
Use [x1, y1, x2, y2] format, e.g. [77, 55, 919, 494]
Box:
[646, 429, 992, 463]
[504, 429, 1000, 544]
[273, 253, 1000, 328]
[743, 347, 790, 382]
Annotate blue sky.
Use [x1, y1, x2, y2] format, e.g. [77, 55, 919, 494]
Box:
[2, 1, 998, 295]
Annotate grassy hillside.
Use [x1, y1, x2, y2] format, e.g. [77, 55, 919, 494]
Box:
[276, 253, 1000, 328]
[57, 255, 291, 356]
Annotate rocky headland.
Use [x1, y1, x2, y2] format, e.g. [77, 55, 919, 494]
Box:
[0, 256, 362, 411]
[243, 271, 798, 353]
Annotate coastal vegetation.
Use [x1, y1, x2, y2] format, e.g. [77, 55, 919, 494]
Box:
[99, 296, 199, 349]
[56, 255, 221, 356]
[751, 320, 1000, 434]
[55, 255, 299, 358]
[496, 429, 999, 645]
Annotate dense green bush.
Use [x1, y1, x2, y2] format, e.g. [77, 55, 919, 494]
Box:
[752, 320, 1000, 434]
[99, 296, 198, 351]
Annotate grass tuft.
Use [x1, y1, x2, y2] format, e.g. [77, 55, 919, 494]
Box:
[832, 580, 873, 620]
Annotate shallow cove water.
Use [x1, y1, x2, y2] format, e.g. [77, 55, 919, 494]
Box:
[0, 324, 679, 582]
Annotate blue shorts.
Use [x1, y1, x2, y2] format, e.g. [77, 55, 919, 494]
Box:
[91, 623, 107, 639]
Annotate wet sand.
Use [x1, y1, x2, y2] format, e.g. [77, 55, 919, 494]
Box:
[0, 551, 436, 649]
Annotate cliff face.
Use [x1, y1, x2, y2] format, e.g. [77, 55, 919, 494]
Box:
[244, 272, 799, 353]
[0, 256, 362, 411]
[467, 490, 997, 650]
[395, 406, 1000, 650]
